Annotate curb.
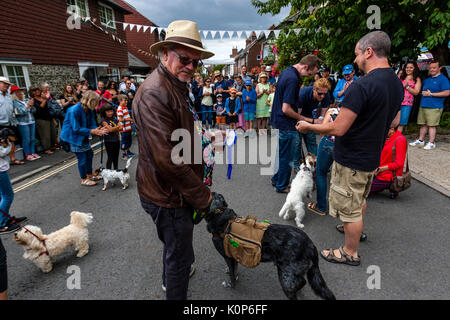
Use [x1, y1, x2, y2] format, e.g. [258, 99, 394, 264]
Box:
[411, 171, 450, 198]
[11, 141, 103, 186]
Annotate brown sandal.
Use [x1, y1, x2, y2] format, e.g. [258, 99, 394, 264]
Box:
[307, 202, 327, 216]
[81, 179, 97, 186]
[320, 247, 361, 266]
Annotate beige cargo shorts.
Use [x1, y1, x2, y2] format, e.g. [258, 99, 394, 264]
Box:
[328, 161, 374, 223]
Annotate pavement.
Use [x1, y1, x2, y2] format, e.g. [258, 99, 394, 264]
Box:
[2, 134, 449, 300]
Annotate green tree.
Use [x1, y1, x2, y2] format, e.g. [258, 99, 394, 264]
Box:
[252, 0, 449, 71]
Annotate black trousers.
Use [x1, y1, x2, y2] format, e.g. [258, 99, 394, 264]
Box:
[0, 238, 7, 293]
[105, 141, 120, 170]
[140, 198, 194, 300]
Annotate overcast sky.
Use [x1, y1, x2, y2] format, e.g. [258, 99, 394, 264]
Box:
[126, 0, 291, 60]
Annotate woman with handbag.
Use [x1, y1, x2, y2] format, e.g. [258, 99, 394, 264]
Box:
[370, 126, 408, 199]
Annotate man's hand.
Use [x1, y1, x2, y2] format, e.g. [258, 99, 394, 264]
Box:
[296, 121, 310, 133]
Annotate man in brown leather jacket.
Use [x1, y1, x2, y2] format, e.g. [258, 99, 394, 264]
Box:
[132, 20, 214, 300]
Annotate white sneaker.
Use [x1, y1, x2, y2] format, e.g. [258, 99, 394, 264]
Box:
[409, 139, 424, 147]
[423, 142, 436, 150]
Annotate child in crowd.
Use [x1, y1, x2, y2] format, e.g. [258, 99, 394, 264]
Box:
[242, 80, 257, 137]
[214, 94, 226, 130]
[225, 88, 241, 130]
[116, 95, 134, 161]
[266, 84, 276, 130]
[100, 104, 122, 170]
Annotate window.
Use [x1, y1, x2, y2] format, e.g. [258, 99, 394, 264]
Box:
[99, 3, 116, 29]
[67, 0, 90, 18]
[0, 64, 31, 91]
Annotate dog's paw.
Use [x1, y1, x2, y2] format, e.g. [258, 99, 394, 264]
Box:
[77, 250, 88, 258]
[102, 187, 106, 191]
[296, 222, 305, 230]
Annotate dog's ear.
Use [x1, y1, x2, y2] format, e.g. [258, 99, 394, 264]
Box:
[298, 158, 304, 164]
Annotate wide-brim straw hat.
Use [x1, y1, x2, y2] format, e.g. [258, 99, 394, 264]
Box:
[150, 20, 214, 60]
[0, 76, 13, 86]
[258, 72, 268, 80]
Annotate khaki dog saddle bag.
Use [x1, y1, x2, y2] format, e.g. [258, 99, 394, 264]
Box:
[223, 215, 270, 268]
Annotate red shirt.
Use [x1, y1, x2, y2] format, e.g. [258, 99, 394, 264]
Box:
[377, 130, 407, 181]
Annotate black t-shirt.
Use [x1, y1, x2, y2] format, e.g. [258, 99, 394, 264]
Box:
[228, 99, 236, 114]
[334, 68, 404, 171]
[121, 89, 135, 110]
[58, 94, 77, 110]
[101, 117, 120, 143]
[33, 98, 52, 121]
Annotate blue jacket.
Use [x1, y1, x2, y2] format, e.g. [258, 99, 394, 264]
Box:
[60, 103, 97, 146]
[242, 88, 257, 113]
[333, 76, 358, 101]
[225, 97, 241, 114]
[13, 100, 35, 124]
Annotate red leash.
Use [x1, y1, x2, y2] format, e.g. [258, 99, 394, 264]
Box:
[0, 208, 49, 256]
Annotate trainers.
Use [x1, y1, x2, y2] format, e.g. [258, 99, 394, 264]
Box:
[7, 216, 28, 225]
[26, 154, 35, 161]
[0, 223, 21, 235]
[409, 139, 424, 147]
[423, 142, 436, 150]
[32, 154, 41, 160]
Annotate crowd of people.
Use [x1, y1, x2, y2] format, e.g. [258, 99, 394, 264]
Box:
[0, 18, 449, 300]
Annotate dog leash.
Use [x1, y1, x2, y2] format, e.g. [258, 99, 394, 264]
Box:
[0, 208, 49, 256]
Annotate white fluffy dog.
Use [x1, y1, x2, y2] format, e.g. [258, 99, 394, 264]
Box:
[13, 211, 93, 273]
[279, 154, 316, 229]
[96, 158, 132, 191]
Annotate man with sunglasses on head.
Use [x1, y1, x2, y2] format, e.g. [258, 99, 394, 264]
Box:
[293, 78, 332, 171]
[132, 20, 214, 300]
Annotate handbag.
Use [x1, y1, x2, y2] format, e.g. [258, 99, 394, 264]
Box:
[47, 99, 65, 119]
[389, 137, 411, 193]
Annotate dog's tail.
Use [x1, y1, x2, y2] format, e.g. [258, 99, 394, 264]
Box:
[70, 211, 93, 228]
[307, 250, 336, 300]
[124, 157, 132, 173]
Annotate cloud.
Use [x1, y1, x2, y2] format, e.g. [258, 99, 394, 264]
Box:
[126, 0, 290, 59]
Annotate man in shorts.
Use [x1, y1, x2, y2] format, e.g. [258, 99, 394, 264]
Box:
[296, 31, 403, 266]
[409, 60, 450, 150]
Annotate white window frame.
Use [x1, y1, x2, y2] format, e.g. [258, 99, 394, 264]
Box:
[98, 3, 116, 30]
[67, 0, 90, 19]
[0, 61, 32, 90]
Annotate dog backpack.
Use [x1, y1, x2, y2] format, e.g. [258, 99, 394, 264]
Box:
[223, 215, 270, 268]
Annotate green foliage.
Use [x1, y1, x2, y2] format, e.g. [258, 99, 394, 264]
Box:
[213, 64, 226, 72]
[252, 0, 449, 71]
[440, 112, 450, 128]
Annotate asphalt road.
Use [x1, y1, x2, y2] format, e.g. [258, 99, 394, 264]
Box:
[2, 136, 449, 300]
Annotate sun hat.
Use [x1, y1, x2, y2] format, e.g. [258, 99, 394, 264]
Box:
[265, 66, 272, 72]
[150, 20, 214, 59]
[9, 85, 23, 94]
[0, 77, 13, 86]
[259, 72, 268, 79]
[342, 64, 354, 75]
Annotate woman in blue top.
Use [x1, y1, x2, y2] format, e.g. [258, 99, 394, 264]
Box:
[242, 80, 257, 137]
[60, 91, 108, 186]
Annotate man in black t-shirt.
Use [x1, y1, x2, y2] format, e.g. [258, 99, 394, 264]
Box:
[296, 31, 403, 266]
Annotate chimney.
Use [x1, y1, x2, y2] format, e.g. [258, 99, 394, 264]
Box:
[230, 47, 238, 58]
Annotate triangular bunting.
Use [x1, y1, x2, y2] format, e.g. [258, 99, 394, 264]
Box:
[143, 26, 149, 33]
[273, 30, 281, 38]
[202, 30, 209, 39]
[237, 31, 245, 39]
[294, 29, 301, 35]
[136, 25, 143, 32]
[264, 30, 272, 38]
[129, 24, 136, 31]
[210, 30, 217, 39]
[123, 23, 129, 31]
[245, 30, 253, 39]
[151, 26, 156, 34]
[219, 31, 227, 39]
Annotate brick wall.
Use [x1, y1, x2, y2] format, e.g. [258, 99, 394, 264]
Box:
[115, 0, 159, 69]
[0, 0, 129, 68]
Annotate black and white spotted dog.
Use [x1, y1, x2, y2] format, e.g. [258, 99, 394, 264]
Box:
[95, 158, 132, 191]
[205, 192, 336, 300]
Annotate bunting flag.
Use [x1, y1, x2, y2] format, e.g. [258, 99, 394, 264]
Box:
[219, 30, 227, 39]
[123, 23, 129, 31]
[129, 24, 136, 31]
[202, 30, 209, 39]
[143, 25, 149, 33]
[273, 30, 281, 38]
[151, 26, 157, 34]
[210, 30, 217, 39]
[264, 30, 272, 38]
[136, 25, 143, 32]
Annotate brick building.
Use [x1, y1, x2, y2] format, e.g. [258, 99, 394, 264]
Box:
[233, 33, 262, 75]
[115, 0, 160, 74]
[0, 0, 132, 92]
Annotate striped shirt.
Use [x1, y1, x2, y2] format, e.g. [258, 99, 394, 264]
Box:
[117, 105, 132, 132]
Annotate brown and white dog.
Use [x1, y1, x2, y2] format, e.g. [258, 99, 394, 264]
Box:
[13, 211, 93, 273]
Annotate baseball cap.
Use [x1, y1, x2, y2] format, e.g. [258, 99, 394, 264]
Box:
[342, 65, 354, 75]
[244, 80, 252, 86]
[216, 93, 223, 98]
[265, 66, 272, 72]
[9, 85, 23, 94]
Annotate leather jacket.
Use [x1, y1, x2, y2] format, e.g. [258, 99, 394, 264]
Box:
[132, 64, 211, 209]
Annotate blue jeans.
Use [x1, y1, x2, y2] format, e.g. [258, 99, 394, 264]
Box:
[272, 130, 299, 192]
[201, 105, 213, 126]
[400, 105, 413, 126]
[74, 149, 93, 180]
[316, 137, 335, 212]
[294, 131, 318, 168]
[18, 123, 36, 156]
[0, 171, 14, 227]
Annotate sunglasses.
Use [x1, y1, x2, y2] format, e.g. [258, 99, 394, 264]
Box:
[171, 50, 201, 68]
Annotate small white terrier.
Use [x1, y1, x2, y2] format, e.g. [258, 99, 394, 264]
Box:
[279, 154, 316, 229]
[96, 158, 132, 191]
[13, 211, 93, 273]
